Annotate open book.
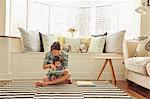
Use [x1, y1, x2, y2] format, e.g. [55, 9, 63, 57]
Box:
[76, 81, 96, 87]
[48, 70, 65, 75]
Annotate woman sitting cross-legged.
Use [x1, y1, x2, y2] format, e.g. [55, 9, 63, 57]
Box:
[35, 42, 72, 87]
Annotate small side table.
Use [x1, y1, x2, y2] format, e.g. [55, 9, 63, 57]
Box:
[94, 56, 123, 85]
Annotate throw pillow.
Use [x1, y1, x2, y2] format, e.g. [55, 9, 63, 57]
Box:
[42, 34, 57, 52]
[138, 36, 148, 41]
[80, 37, 91, 49]
[91, 32, 107, 37]
[78, 43, 88, 53]
[92, 32, 107, 52]
[18, 27, 40, 52]
[65, 37, 80, 52]
[134, 37, 150, 57]
[62, 44, 71, 52]
[88, 35, 106, 53]
[39, 32, 44, 52]
[57, 36, 65, 46]
[105, 30, 125, 54]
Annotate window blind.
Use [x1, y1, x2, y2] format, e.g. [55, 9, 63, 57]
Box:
[6, 0, 140, 39]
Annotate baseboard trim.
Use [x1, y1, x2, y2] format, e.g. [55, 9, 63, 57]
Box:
[0, 73, 12, 80]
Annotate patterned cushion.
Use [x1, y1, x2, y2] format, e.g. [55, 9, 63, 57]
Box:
[88, 36, 106, 53]
[91, 32, 107, 37]
[106, 30, 125, 54]
[125, 57, 150, 75]
[42, 34, 57, 52]
[91, 33, 107, 52]
[134, 37, 150, 57]
[65, 37, 80, 52]
[18, 28, 40, 52]
[80, 37, 91, 49]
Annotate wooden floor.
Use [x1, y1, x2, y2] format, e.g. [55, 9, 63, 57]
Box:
[116, 80, 150, 99]
[0, 80, 149, 99]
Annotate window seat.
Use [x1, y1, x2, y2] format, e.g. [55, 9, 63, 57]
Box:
[11, 52, 124, 80]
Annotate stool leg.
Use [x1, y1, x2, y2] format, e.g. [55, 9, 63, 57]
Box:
[108, 59, 116, 85]
[97, 59, 108, 80]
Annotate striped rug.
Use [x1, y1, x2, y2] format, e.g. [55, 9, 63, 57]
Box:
[0, 80, 132, 99]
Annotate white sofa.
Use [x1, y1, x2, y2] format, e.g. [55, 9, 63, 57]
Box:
[0, 36, 125, 80]
[123, 40, 150, 90]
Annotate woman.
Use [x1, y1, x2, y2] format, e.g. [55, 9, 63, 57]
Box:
[36, 42, 71, 86]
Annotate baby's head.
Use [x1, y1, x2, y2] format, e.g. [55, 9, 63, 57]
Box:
[53, 56, 63, 67]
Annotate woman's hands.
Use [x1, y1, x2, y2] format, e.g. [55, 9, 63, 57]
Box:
[43, 64, 55, 70]
[64, 69, 69, 74]
[50, 64, 56, 70]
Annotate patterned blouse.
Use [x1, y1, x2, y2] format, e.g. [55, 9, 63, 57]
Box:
[43, 51, 68, 69]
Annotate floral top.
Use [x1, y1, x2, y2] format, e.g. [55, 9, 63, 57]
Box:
[43, 51, 68, 69]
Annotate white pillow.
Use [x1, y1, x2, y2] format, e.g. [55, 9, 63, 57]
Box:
[106, 30, 125, 54]
[18, 27, 40, 52]
[42, 34, 57, 52]
[88, 36, 106, 53]
[65, 38, 80, 52]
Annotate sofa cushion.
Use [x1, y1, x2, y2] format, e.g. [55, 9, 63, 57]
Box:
[125, 57, 150, 75]
[134, 37, 150, 57]
[146, 63, 150, 76]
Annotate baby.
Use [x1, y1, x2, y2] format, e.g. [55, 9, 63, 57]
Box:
[47, 56, 64, 81]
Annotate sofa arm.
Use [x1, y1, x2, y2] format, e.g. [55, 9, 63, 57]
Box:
[146, 62, 150, 76]
[123, 40, 138, 59]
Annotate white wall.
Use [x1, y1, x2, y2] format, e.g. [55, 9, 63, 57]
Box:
[141, 14, 150, 36]
[0, 0, 6, 36]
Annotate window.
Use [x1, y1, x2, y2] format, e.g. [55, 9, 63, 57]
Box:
[6, 0, 141, 39]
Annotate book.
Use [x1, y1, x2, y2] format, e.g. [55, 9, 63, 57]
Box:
[48, 70, 65, 75]
[76, 81, 96, 87]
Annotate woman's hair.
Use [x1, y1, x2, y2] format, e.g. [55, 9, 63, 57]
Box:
[53, 56, 63, 64]
[51, 42, 61, 51]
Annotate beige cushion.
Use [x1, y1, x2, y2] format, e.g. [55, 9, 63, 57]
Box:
[146, 63, 150, 76]
[125, 57, 150, 75]
[134, 37, 150, 57]
[106, 30, 125, 54]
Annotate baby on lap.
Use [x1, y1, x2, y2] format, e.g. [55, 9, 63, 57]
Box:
[47, 56, 64, 81]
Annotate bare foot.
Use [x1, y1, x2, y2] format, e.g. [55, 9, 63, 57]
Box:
[65, 79, 72, 84]
[35, 82, 48, 87]
[35, 82, 41, 87]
